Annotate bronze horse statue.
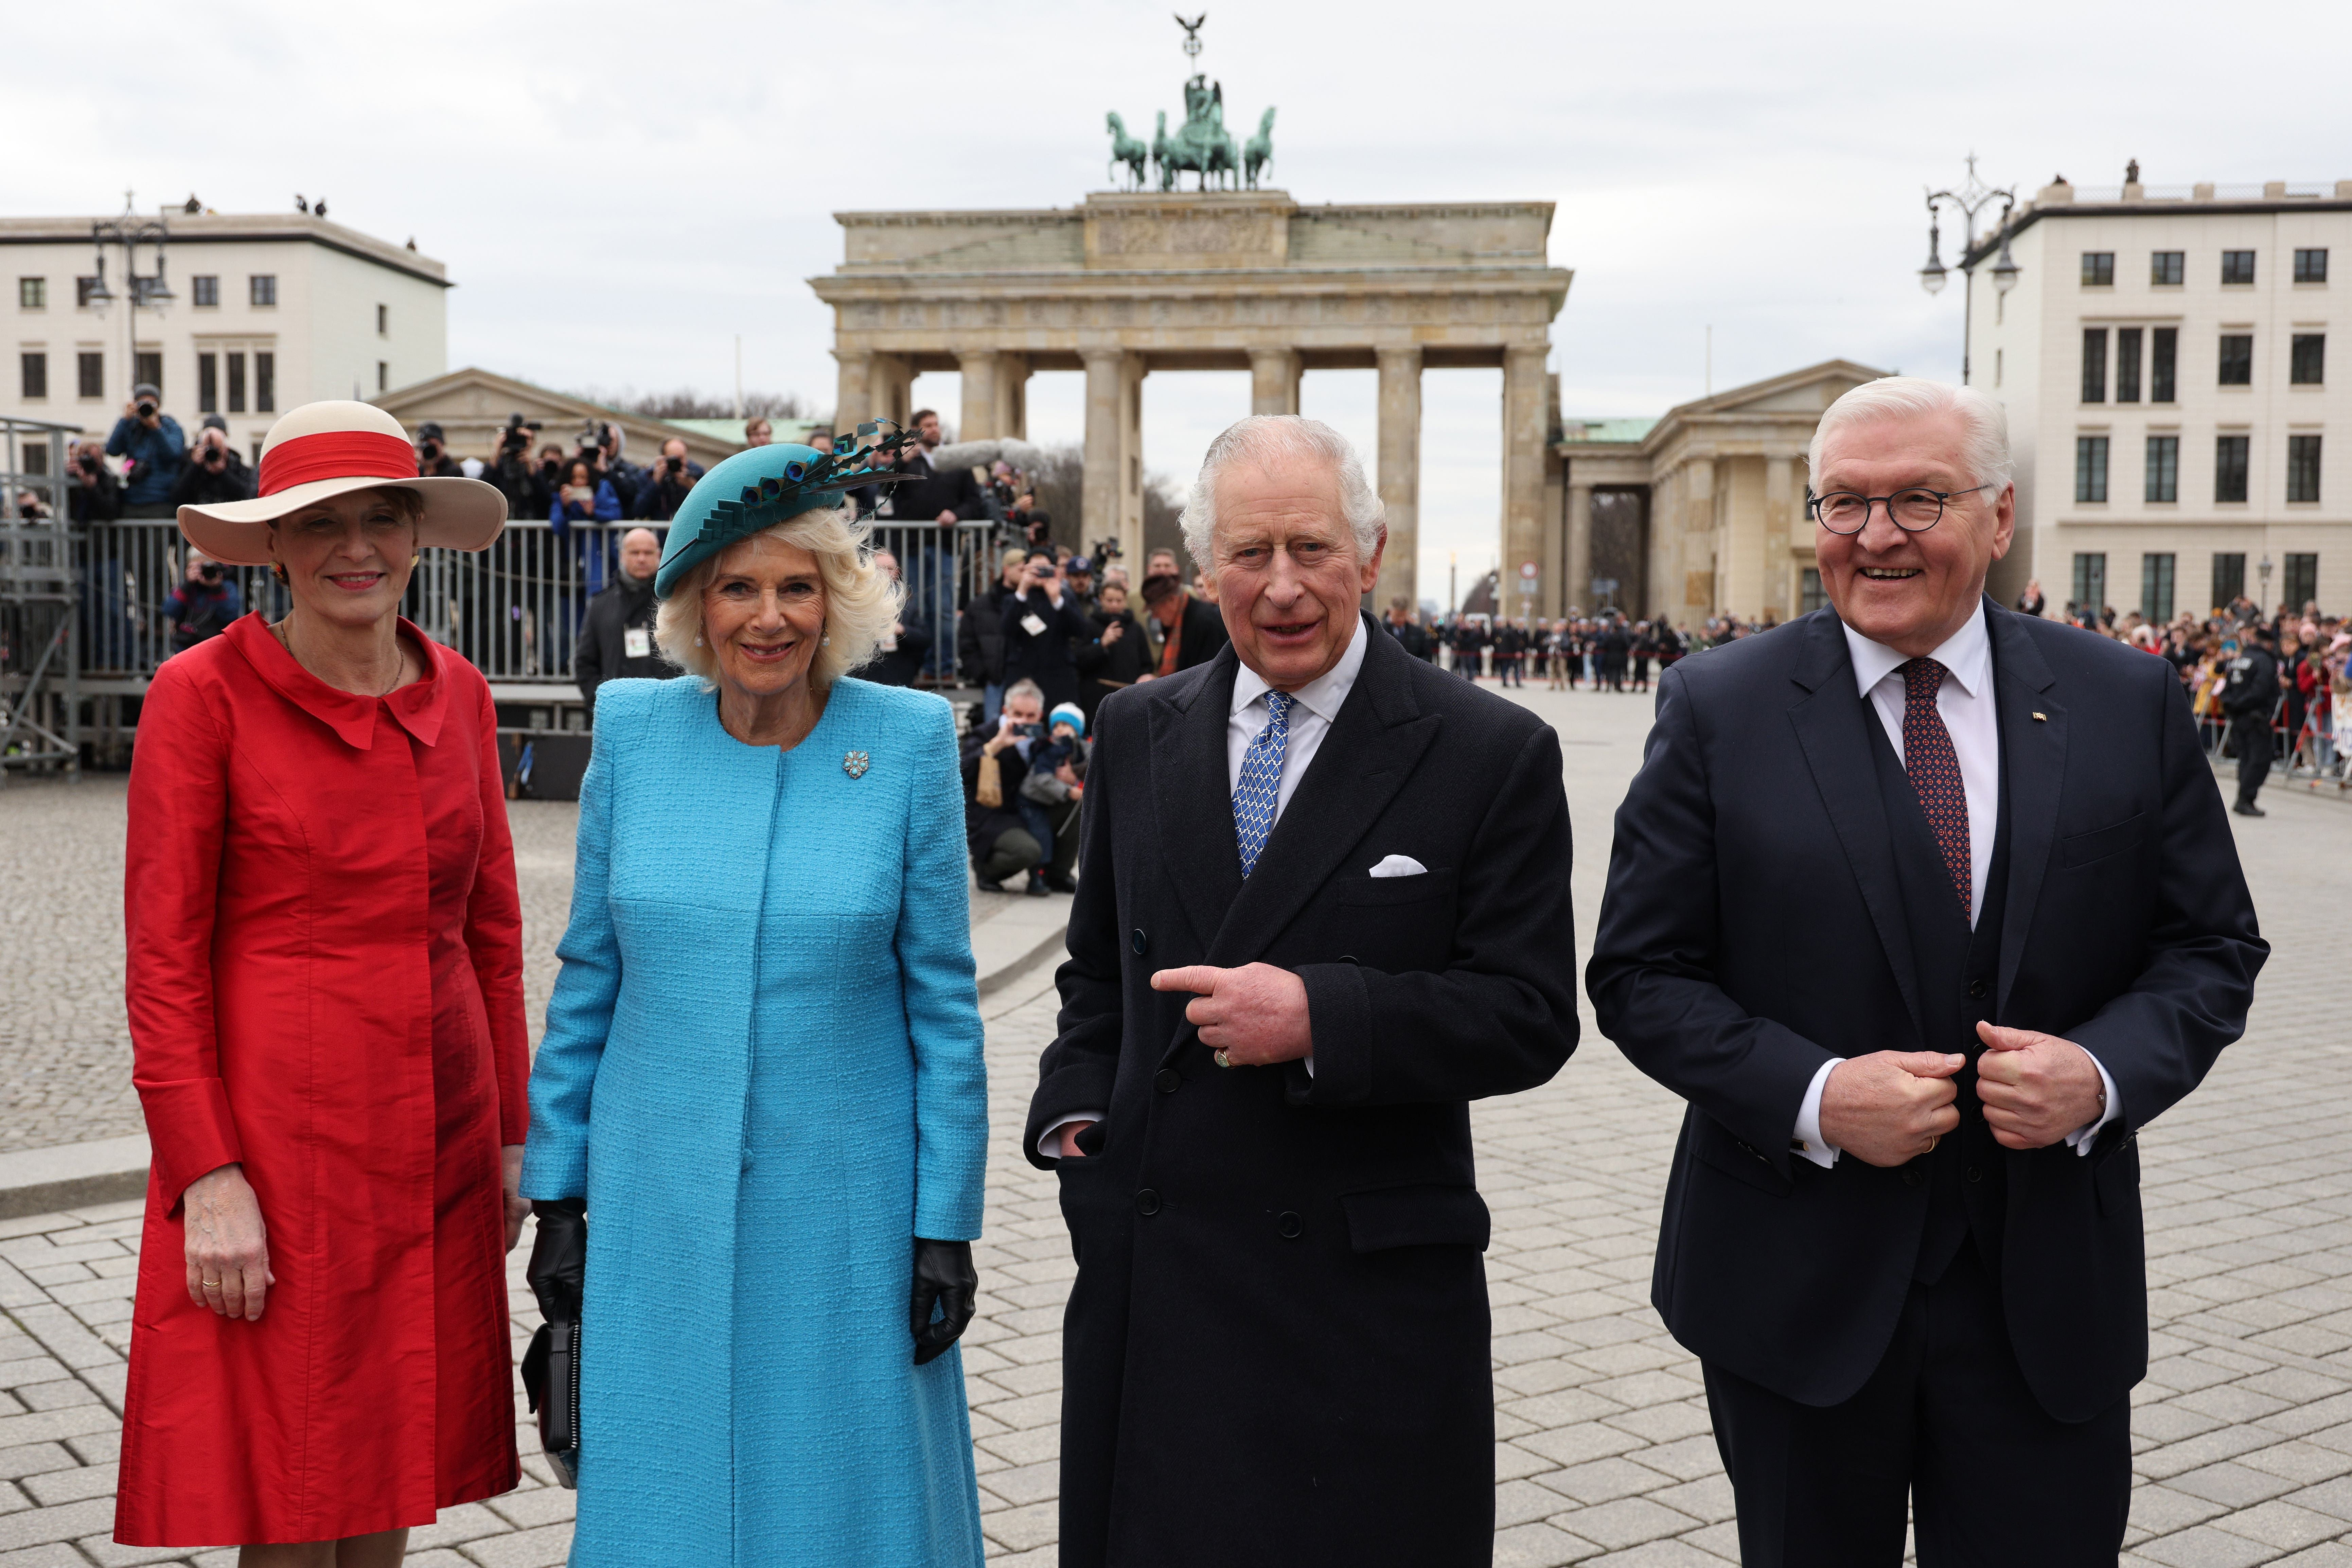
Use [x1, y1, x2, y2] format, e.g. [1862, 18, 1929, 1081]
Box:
[1242, 106, 1275, 189]
[1106, 112, 1149, 191]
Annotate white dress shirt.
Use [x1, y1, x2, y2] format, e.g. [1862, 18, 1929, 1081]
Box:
[1038, 618, 1370, 1157]
[1791, 606, 2120, 1168]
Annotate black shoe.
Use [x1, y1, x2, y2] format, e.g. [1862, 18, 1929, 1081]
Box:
[1024, 871, 1051, 897]
[2233, 801, 2266, 817]
[1044, 873, 1079, 894]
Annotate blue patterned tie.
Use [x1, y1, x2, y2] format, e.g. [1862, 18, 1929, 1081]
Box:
[1233, 691, 1292, 878]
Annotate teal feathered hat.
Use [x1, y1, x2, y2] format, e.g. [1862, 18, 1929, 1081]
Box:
[653, 424, 917, 599]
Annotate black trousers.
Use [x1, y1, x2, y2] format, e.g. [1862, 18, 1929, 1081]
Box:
[1703, 1242, 2130, 1568]
[2232, 714, 2275, 805]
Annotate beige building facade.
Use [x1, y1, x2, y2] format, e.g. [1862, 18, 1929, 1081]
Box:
[1965, 176, 2352, 617]
[371, 366, 744, 474]
[808, 190, 1571, 610]
[1, 210, 447, 463]
[1556, 360, 1885, 627]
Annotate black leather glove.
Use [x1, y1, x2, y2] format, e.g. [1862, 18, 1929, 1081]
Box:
[910, 1237, 977, 1366]
[527, 1198, 586, 1325]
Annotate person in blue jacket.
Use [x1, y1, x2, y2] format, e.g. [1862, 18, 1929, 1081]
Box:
[104, 383, 186, 516]
[521, 440, 988, 1568]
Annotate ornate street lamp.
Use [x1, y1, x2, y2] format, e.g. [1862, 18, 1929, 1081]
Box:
[89, 191, 174, 399]
[1918, 156, 2015, 385]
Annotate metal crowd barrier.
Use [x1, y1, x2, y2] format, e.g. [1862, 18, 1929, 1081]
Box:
[76, 516, 1002, 690]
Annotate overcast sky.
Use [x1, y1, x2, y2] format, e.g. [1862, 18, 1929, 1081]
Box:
[15, 0, 2347, 596]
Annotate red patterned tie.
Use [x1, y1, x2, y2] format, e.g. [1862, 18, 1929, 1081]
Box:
[1899, 657, 1973, 916]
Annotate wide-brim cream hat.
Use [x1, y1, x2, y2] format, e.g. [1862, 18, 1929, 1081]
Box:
[177, 400, 507, 566]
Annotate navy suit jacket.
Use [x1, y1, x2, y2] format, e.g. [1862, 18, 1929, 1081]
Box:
[1587, 600, 2265, 1421]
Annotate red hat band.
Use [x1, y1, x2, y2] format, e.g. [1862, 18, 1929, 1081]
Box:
[258, 430, 417, 498]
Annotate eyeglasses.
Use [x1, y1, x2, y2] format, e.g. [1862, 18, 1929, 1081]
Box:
[1806, 483, 1994, 535]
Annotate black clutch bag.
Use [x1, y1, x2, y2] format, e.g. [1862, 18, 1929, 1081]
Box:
[522, 1199, 585, 1489]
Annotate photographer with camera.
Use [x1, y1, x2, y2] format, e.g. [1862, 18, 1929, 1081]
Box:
[414, 421, 464, 479]
[68, 440, 123, 524]
[159, 547, 243, 654]
[632, 437, 703, 522]
[1000, 548, 1094, 711]
[105, 382, 187, 517]
[170, 420, 258, 508]
[483, 412, 545, 519]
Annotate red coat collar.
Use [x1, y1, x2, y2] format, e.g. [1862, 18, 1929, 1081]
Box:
[222, 613, 453, 750]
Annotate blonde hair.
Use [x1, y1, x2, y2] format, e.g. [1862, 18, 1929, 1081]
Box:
[653, 503, 902, 691]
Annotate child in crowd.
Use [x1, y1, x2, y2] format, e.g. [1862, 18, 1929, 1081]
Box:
[1018, 703, 1090, 870]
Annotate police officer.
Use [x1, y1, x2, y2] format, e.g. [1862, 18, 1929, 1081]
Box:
[2223, 622, 2283, 816]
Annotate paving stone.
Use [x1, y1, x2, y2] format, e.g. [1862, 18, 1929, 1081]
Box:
[2134, 1523, 2284, 1568]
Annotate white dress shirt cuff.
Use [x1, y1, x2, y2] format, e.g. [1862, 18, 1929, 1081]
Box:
[2065, 1049, 2122, 1156]
[1036, 1111, 1103, 1161]
[1793, 1057, 1844, 1169]
[1304, 1053, 1314, 1077]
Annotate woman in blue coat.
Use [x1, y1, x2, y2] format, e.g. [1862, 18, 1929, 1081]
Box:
[521, 440, 989, 1567]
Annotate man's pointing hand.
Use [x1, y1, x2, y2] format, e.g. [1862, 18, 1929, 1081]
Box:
[1150, 964, 1314, 1067]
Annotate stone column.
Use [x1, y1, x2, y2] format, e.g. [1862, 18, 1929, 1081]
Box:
[1499, 347, 1550, 609]
[1763, 454, 1796, 622]
[832, 349, 872, 436]
[1250, 348, 1301, 416]
[866, 354, 912, 430]
[1118, 355, 1148, 564]
[1680, 456, 1717, 624]
[957, 349, 1001, 442]
[1564, 478, 1593, 614]
[1373, 346, 1422, 612]
[997, 354, 1030, 441]
[1082, 349, 1125, 554]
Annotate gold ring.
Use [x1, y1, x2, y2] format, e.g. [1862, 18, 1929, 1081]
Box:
[1925, 1134, 1940, 1153]
[1213, 1048, 1233, 1069]
[201, 1279, 222, 1290]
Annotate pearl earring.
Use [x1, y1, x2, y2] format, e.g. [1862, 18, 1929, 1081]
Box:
[694, 635, 704, 646]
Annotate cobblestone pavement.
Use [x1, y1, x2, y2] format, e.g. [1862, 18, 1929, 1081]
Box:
[3, 680, 2350, 1564]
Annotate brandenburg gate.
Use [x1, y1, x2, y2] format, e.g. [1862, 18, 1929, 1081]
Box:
[809, 189, 1571, 611]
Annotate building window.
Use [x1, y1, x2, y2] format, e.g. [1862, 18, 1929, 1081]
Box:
[2145, 435, 2179, 502]
[76, 352, 102, 399]
[2152, 251, 2185, 286]
[18, 278, 45, 310]
[2291, 334, 2325, 385]
[191, 275, 219, 308]
[2211, 553, 2246, 610]
[2294, 248, 2329, 284]
[20, 444, 45, 477]
[1800, 568, 1825, 614]
[226, 353, 246, 415]
[2221, 250, 2257, 285]
[2218, 334, 2253, 386]
[1994, 348, 2003, 387]
[2081, 252, 2114, 286]
[255, 352, 275, 413]
[2283, 553, 2319, 612]
[2116, 328, 2142, 403]
[19, 352, 45, 400]
[2071, 553, 2107, 616]
[2151, 327, 2178, 403]
[2075, 436, 2109, 502]
[134, 351, 161, 397]
[2081, 329, 2107, 403]
[197, 352, 217, 414]
[2288, 434, 2322, 503]
[250, 275, 277, 307]
[376, 303, 388, 335]
[376, 360, 389, 392]
[2140, 553, 2176, 622]
[2215, 435, 2250, 502]
[75, 277, 103, 308]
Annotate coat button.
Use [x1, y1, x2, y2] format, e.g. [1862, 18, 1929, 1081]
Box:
[1901, 1167, 1926, 1188]
[1155, 1068, 1181, 1094]
[1131, 929, 1148, 956]
[1135, 1188, 1161, 1216]
[1967, 979, 1989, 999]
[1277, 1212, 1303, 1239]
[1340, 955, 1361, 966]
[1966, 1165, 1983, 1183]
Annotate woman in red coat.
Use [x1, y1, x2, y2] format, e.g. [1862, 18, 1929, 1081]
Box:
[118, 401, 528, 1565]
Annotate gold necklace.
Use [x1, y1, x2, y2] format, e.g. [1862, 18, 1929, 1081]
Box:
[272, 617, 407, 697]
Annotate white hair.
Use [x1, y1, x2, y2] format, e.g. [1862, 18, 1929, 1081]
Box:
[1179, 415, 1384, 569]
[1808, 377, 2015, 493]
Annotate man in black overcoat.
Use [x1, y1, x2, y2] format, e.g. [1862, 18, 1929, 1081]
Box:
[1000, 550, 1096, 710]
[1027, 416, 1579, 1567]
[1588, 379, 2266, 1567]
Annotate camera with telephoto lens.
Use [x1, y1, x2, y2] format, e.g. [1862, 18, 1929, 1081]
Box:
[578, 420, 612, 455]
[136, 399, 158, 419]
[500, 412, 540, 459]
[197, 561, 223, 584]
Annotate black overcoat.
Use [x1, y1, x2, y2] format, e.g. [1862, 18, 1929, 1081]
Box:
[1587, 601, 2266, 1421]
[1027, 616, 1578, 1567]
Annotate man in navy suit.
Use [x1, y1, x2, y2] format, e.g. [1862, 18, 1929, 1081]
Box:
[1589, 378, 2265, 1566]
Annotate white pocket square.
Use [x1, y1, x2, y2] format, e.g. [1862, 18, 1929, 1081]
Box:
[1368, 854, 1428, 879]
